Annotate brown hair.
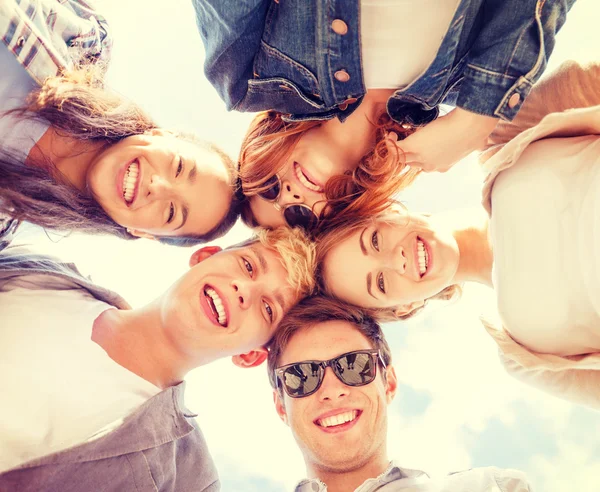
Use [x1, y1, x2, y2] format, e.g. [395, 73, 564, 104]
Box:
[314, 210, 462, 322]
[0, 66, 240, 243]
[267, 295, 392, 393]
[238, 110, 420, 232]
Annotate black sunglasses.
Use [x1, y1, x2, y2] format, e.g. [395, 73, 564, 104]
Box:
[258, 174, 319, 231]
[275, 349, 386, 399]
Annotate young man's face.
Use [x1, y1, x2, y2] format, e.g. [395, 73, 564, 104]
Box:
[273, 321, 397, 473]
[160, 243, 297, 366]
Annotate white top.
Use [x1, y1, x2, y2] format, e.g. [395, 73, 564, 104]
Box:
[0, 279, 160, 473]
[360, 0, 460, 89]
[491, 135, 600, 356]
[0, 44, 49, 162]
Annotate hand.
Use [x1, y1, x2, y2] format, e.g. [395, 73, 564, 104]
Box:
[390, 108, 499, 173]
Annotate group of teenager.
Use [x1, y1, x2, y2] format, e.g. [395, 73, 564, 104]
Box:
[1, 0, 597, 490]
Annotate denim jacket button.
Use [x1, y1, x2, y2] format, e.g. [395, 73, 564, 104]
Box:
[331, 19, 348, 35]
[334, 70, 350, 82]
[508, 93, 521, 108]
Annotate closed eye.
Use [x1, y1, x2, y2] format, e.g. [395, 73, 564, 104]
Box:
[377, 272, 385, 294]
[167, 203, 175, 223]
[176, 157, 184, 178]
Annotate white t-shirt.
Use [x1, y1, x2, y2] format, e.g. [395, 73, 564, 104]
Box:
[360, 0, 461, 89]
[0, 279, 160, 473]
[0, 44, 49, 162]
[491, 135, 600, 356]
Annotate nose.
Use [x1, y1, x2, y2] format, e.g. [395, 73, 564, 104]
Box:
[317, 367, 349, 401]
[386, 245, 406, 275]
[231, 277, 254, 310]
[277, 179, 305, 208]
[147, 174, 174, 199]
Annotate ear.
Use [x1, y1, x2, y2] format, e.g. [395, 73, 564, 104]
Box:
[189, 246, 222, 267]
[393, 300, 425, 318]
[384, 365, 398, 404]
[273, 389, 289, 425]
[127, 229, 156, 240]
[231, 347, 268, 368]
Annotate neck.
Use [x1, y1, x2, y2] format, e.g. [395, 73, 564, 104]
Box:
[27, 126, 106, 192]
[319, 90, 393, 171]
[92, 302, 197, 389]
[434, 208, 493, 287]
[307, 454, 390, 492]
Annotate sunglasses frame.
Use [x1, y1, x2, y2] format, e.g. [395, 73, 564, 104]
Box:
[275, 349, 386, 399]
[257, 174, 320, 230]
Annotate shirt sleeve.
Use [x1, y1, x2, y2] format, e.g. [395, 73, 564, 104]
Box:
[456, 0, 576, 121]
[485, 60, 600, 149]
[192, 0, 271, 111]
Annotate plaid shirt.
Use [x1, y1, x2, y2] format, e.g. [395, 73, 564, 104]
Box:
[0, 0, 111, 85]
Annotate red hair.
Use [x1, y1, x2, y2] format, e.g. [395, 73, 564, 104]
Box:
[238, 110, 420, 232]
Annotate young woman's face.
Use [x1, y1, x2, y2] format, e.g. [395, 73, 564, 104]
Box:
[321, 213, 460, 309]
[248, 125, 355, 229]
[86, 133, 234, 238]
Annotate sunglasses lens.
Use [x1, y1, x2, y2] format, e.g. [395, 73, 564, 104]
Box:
[258, 175, 281, 201]
[282, 362, 323, 397]
[284, 205, 318, 231]
[335, 352, 377, 386]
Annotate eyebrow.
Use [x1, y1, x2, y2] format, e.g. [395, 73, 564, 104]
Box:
[366, 272, 376, 299]
[174, 205, 189, 231]
[359, 227, 368, 256]
[188, 164, 197, 184]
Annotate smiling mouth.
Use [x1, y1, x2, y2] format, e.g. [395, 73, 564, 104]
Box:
[122, 160, 140, 205]
[417, 237, 429, 277]
[204, 286, 228, 327]
[294, 162, 324, 193]
[316, 410, 360, 428]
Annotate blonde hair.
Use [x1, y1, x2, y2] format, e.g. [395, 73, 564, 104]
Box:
[314, 209, 462, 322]
[252, 227, 317, 298]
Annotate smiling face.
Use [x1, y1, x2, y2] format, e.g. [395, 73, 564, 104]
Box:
[85, 132, 234, 238]
[322, 213, 460, 310]
[274, 320, 396, 473]
[159, 243, 298, 363]
[248, 124, 357, 228]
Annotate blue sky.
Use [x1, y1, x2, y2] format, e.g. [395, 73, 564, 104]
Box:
[14, 1, 600, 490]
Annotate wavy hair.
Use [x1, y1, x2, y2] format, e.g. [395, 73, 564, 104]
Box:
[237, 110, 420, 232]
[0, 66, 240, 244]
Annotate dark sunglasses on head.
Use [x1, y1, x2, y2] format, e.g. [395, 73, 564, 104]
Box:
[275, 349, 386, 399]
[258, 174, 319, 231]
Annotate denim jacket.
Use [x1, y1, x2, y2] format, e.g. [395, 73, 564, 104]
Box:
[194, 0, 575, 124]
[0, 248, 220, 492]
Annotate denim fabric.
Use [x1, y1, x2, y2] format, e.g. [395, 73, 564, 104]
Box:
[0, 248, 220, 492]
[194, 0, 575, 123]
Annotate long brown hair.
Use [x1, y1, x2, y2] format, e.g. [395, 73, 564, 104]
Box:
[0, 67, 240, 243]
[314, 210, 462, 321]
[238, 110, 420, 232]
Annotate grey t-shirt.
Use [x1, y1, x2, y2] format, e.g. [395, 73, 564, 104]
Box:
[0, 46, 49, 162]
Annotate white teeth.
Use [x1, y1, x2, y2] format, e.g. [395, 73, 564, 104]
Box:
[317, 410, 358, 428]
[205, 287, 227, 326]
[122, 161, 139, 203]
[294, 163, 323, 192]
[417, 239, 429, 276]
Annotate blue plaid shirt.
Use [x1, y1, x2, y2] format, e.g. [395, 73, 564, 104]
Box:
[0, 0, 112, 84]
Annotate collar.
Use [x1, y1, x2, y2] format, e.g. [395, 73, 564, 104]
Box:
[295, 462, 429, 492]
